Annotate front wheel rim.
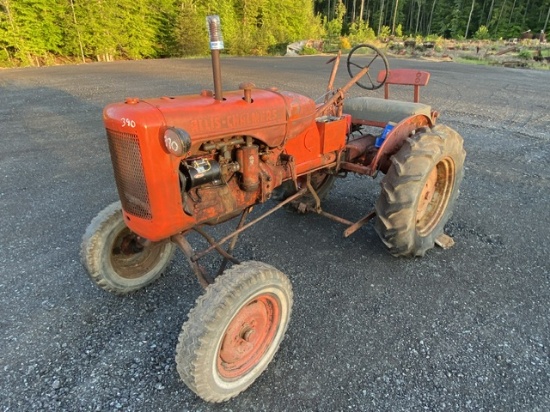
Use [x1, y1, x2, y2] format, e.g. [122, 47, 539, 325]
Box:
[109, 228, 166, 280]
[416, 157, 455, 236]
[217, 294, 281, 380]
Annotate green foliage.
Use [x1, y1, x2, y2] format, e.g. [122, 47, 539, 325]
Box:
[0, 0, 324, 66]
[348, 20, 376, 45]
[267, 43, 288, 55]
[321, 0, 347, 52]
[474, 25, 490, 40]
[0, 0, 65, 65]
[1, 0, 548, 67]
[148, 0, 180, 57]
[395, 24, 403, 38]
[518, 49, 533, 60]
[378, 25, 391, 39]
[339, 36, 352, 49]
[300, 45, 318, 55]
[175, 0, 209, 56]
[455, 55, 489, 65]
[0, 48, 14, 66]
[424, 34, 445, 51]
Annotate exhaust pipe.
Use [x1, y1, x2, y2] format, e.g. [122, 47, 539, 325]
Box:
[206, 15, 224, 101]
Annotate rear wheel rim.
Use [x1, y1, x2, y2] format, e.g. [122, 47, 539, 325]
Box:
[217, 294, 281, 380]
[416, 157, 455, 236]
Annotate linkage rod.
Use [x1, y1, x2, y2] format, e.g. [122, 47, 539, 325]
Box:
[193, 227, 241, 265]
[191, 188, 308, 262]
[215, 207, 252, 277]
[171, 234, 214, 288]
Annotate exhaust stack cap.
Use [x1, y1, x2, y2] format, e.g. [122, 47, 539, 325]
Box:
[206, 15, 224, 50]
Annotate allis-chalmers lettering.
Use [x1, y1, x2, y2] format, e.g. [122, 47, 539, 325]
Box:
[188, 108, 282, 133]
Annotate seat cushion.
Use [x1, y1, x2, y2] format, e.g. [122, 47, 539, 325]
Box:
[343, 97, 431, 125]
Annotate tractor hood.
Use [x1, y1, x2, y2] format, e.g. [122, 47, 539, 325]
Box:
[104, 88, 317, 149]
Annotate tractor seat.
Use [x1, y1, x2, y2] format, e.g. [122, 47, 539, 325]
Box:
[343, 97, 431, 127]
[343, 69, 432, 127]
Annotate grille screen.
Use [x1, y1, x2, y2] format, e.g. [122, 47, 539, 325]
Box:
[106, 129, 152, 220]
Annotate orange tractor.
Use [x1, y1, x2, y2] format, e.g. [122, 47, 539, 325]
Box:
[81, 16, 465, 403]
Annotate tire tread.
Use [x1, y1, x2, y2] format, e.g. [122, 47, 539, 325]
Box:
[176, 261, 293, 403]
[374, 125, 466, 257]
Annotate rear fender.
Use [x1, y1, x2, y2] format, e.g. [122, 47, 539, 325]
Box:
[369, 114, 433, 174]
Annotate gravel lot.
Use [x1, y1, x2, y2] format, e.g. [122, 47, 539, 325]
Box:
[1, 56, 549, 411]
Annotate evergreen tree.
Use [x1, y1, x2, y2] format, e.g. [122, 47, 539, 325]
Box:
[175, 0, 209, 56]
[2, 0, 550, 67]
[1, 0, 65, 66]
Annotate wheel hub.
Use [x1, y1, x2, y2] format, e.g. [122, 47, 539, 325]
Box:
[217, 295, 280, 379]
[110, 229, 166, 279]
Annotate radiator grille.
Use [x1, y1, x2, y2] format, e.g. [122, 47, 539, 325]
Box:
[106, 129, 152, 219]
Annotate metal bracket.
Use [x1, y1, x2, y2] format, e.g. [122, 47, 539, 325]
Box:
[305, 174, 322, 213]
[171, 207, 254, 289]
[171, 234, 214, 288]
[215, 207, 251, 277]
[343, 210, 376, 237]
[305, 206, 376, 238]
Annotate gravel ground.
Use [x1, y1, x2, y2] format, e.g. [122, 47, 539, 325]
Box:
[0, 56, 549, 411]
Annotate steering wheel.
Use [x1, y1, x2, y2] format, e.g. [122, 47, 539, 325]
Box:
[346, 44, 389, 90]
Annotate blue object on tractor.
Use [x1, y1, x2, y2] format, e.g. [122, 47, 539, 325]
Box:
[375, 122, 396, 148]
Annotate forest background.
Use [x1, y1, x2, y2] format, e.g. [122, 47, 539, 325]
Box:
[0, 0, 549, 67]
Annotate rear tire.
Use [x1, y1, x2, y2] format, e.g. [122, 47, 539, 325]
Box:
[81, 202, 175, 294]
[375, 125, 466, 257]
[176, 261, 293, 403]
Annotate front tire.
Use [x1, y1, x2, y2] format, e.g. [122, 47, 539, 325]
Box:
[176, 261, 293, 403]
[81, 202, 175, 294]
[375, 125, 466, 257]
